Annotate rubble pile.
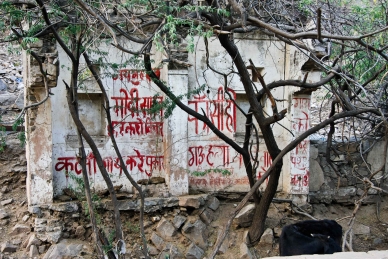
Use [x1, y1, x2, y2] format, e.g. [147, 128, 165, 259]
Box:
[0, 44, 24, 125]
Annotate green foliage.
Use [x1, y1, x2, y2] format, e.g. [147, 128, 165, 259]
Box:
[297, 0, 314, 16]
[67, 171, 86, 199]
[102, 230, 116, 254]
[146, 84, 206, 119]
[7, 44, 21, 55]
[0, 1, 24, 26]
[67, 171, 101, 222]
[12, 117, 25, 147]
[126, 221, 140, 234]
[0, 126, 6, 152]
[191, 168, 232, 177]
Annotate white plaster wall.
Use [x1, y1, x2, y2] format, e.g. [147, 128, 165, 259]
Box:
[51, 40, 167, 197]
[167, 70, 189, 195]
[26, 89, 54, 205]
[27, 32, 320, 203]
[185, 32, 300, 193]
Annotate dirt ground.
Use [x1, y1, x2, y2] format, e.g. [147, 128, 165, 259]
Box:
[1, 156, 388, 258]
[119, 195, 388, 258]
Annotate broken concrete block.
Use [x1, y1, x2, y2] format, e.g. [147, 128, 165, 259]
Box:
[26, 234, 42, 250]
[156, 217, 177, 240]
[259, 228, 274, 245]
[1, 242, 17, 253]
[185, 243, 204, 259]
[173, 215, 186, 229]
[239, 242, 253, 259]
[199, 208, 214, 225]
[75, 226, 86, 238]
[147, 244, 159, 255]
[160, 243, 184, 259]
[22, 215, 30, 222]
[182, 219, 208, 250]
[178, 196, 201, 209]
[207, 196, 220, 211]
[29, 244, 39, 257]
[234, 204, 255, 228]
[353, 223, 370, 235]
[0, 208, 9, 219]
[10, 224, 31, 235]
[151, 232, 165, 251]
[1, 198, 13, 206]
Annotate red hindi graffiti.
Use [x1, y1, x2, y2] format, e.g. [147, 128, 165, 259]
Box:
[189, 176, 249, 187]
[109, 118, 163, 137]
[188, 87, 236, 134]
[292, 111, 309, 133]
[55, 150, 164, 177]
[188, 145, 230, 167]
[290, 172, 309, 187]
[111, 88, 163, 119]
[258, 151, 272, 183]
[294, 140, 309, 155]
[112, 69, 161, 85]
[293, 97, 311, 109]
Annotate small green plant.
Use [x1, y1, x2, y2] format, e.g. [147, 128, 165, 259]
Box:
[0, 126, 6, 152]
[67, 171, 101, 223]
[191, 168, 231, 177]
[67, 171, 86, 199]
[102, 230, 116, 254]
[13, 117, 25, 147]
[127, 221, 140, 234]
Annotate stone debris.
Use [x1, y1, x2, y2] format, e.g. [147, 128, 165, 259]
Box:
[1, 198, 13, 206]
[185, 243, 204, 259]
[42, 239, 92, 259]
[217, 230, 229, 255]
[29, 244, 39, 257]
[199, 207, 215, 225]
[9, 223, 31, 236]
[1, 242, 18, 253]
[156, 217, 177, 240]
[1, 186, 8, 194]
[150, 232, 164, 251]
[25, 233, 42, 250]
[137, 176, 166, 185]
[0, 209, 9, 219]
[239, 242, 253, 259]
[22, 215, 30, 222]
[106, 197, 180, 212]
[159, 243, 184, 259]
[151, 215, 161, 222]
[259, 228, 274, 245]
[74, 225, 86, 239]
[147, 244, 159, 255]
[234, 203, 255, 228]
[207, 196, 220, 211]
[178, 194, 207, 209]
[182, 219, 208, 250]
[172, 214, 186, 229]
[353, 223, 371, 235]
[35, 218, 63, 244]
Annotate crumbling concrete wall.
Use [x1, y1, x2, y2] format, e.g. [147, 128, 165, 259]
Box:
[25, 31, 322, 206]
[24, 36, 58, 206]
[309, 138, 388, 204]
